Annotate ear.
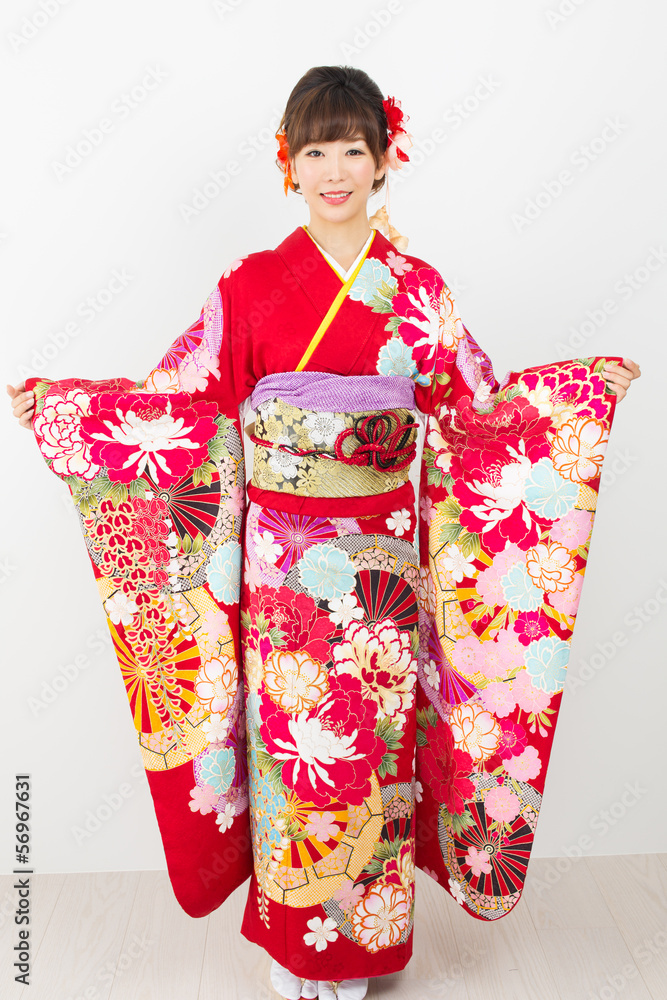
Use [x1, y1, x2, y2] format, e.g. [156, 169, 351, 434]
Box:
[375, 149, 389, 181]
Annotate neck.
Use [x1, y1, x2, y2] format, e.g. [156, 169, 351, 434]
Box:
[304, 217, 372, 265]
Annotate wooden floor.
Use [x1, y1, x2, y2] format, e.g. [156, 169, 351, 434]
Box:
[1, 855, 666, 999]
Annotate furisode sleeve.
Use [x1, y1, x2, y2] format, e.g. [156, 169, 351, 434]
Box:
[409, 270, 620, 920]
[25, 257, 254, 918]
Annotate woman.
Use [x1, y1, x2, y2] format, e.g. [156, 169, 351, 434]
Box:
[7, 66, 640, 1000]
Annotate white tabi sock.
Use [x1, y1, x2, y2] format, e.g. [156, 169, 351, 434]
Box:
[317, 979, 369, 1000]
[270, 958, 318, 1000]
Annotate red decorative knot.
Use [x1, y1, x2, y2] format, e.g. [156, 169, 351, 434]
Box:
[334, 412, 417, 471]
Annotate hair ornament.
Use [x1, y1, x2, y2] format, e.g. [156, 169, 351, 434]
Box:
[382, 96, 413, 169]
[275, 128, 296, 195]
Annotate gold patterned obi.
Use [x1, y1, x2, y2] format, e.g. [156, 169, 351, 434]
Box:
[248, 372, 418, 500]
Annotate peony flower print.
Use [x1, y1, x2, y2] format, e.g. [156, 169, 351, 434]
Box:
[195, 655, 237, 714]
[524, 457, 579, 520]
[298, 543, 357, 601]
[199, 746, 235, 796]
[79, 392, 218, 487]
[449, 703, 501, 762]
[33, 389, 101, 481]
[259, 672, 384, 807]
[525, 542, 576, 593]
[350, 882, 411, 952]
[263, 649, 329, 714]
[501, 563, 544, 612]
[551, 417, 609, 482]
[524, 635, 571, 693]
[206, 540, 241, 605]
[332, 618, 417, 724]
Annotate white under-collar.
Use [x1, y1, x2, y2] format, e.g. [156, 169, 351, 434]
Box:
[304, 227, 374, 280]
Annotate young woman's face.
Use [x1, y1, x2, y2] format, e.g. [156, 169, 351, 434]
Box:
[290, 135, 386, 226]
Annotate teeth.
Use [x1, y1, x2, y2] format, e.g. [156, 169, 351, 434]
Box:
[323, 193, 349, 199]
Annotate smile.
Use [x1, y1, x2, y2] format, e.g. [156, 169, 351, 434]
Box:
[320, 192, 352, 204]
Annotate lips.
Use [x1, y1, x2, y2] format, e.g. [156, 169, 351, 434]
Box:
[320, 191, 352, 204]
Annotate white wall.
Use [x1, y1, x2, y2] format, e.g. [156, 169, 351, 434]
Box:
[2, 0, 665, 875]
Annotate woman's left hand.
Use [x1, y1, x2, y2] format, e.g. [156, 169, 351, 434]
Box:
[602, 358, 641, 402]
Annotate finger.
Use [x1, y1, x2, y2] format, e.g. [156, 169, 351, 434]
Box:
[604, 374, 632, 391]
[622, 358, 641, 376]
[13, 397, 35, 419]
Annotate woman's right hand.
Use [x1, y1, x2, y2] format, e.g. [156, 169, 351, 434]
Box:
[6, 382, 35, 430]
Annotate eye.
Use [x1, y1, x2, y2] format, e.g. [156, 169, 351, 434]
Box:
[347, 148, 364, 155]
[305, 149, 323, 157]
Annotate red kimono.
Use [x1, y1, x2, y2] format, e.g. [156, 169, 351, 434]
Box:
[26, 224, 620, 982]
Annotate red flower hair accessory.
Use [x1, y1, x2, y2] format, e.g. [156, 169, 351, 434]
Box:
[275, 128, 296, 196]
[382, 96, 413, 169]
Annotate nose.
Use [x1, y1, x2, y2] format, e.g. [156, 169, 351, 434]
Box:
[324, 149, 346, 182]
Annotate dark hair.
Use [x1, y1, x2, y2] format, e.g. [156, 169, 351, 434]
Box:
[277, 65, 388, 195]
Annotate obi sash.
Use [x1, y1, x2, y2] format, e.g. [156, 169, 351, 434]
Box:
[247, 372, 419, 509]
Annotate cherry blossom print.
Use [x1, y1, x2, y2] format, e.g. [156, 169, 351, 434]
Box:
[525, 542, 576, 593]
[327, 592, 365, 628]
[385, 508, 412, 537]
[513, 611, 550, 647]
[496, 718, 528, 760]
[176, 349, 220, 394]
[550, 417, 609, 482]
[262, 649, 329, 713]
[479, 680, 517, 719]
[385, 250, 413, 276]
[503, 745, 542, 782]
[332, 878, 366, 913]
[222, 256, 247, 279]
[79, 392, 219, 487]
[550, 507, 593, 549]
[549, 570, 584, 616]
[253, 530, 283, 566]
[416, 722, 474, 815]
[449, 703, 501, 762]
[465, 846, 492, 877]
[104, 591, 138, 627]
[203, 712, 231, 743]
[436, 543, 477, 585]
[304, 811, 340, 840]
[259, 672, 384, 807]
[350, 881, 411, 953]
[33, 389, 101, 481]
[195, 655, 237, 714]
[475, 544, 524, 608]
[216, 801, 236, 832]
[303, 915, 339, 951]
[511, 669, 552, 714]
[303, 411, 346, 447]
[189, 782, 219, 815]
[484, 784, 521, 823]
[332, 618, 417, 724]
[268, 435, 303, 479]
